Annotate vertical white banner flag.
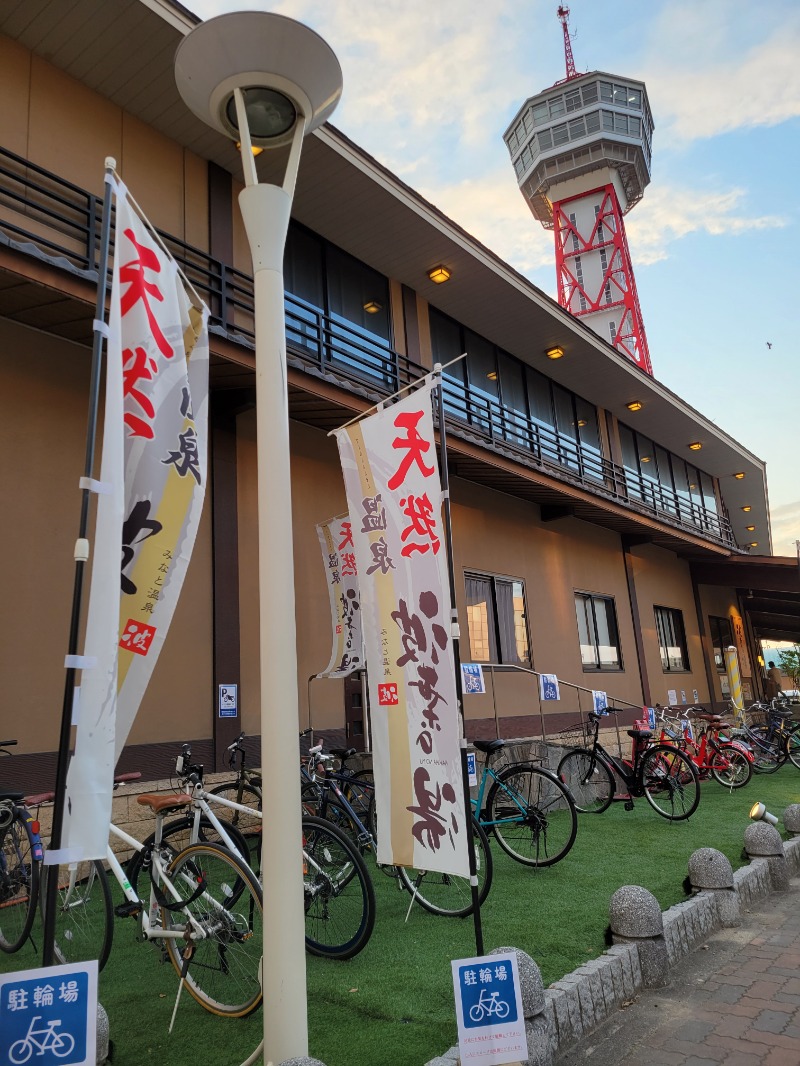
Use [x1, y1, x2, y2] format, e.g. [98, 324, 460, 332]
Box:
[335, 382, 468, 876]
[316, 513, 363, 678]
[64, 183, 209, 859]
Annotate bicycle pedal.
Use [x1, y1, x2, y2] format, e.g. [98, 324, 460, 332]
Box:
[623, 800, 635, 812]
[114, 901, 142, 919]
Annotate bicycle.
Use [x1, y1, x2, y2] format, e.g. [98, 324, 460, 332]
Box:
[43, 790, 264, 1017]
[301, 738, 494, 919]
[0, 740, 45, 955]
[471, 739, 578, 866]
[159, 742, 377, 959]
[557, 710, 700, 819]
[9, 1016, 75, 1063]
[468, 988, 511, 1023]
[726, 701, 799, 773]
[654, 707, 753, 789]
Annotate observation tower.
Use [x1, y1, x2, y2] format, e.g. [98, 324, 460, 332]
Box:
[503, 5, 654, 374]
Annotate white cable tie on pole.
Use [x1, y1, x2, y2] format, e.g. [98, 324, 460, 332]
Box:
[441, 489, 450, 501]
[43, 848, 84, 866]
[79, 476, 113, 495]
[92, 319, 109, 339]
[460, 737, 467, 749]
[71, 686, 80, 725]
[470, 874, 479, 887]
[74, 538, 90, 563]
[451, 622, 461, 639]
[64, 652, 98, 669]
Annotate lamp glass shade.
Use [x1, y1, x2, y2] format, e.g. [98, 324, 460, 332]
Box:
[545, 346, 564, 360]
[626, 401, 643, 412]
[226, 87, 297, 140]
[428, 266, 451, 283]
[734, 472, 745, 479]
[688, 441, 702, 450]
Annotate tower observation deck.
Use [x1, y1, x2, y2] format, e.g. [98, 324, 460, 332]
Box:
[504, 65, 655, 374]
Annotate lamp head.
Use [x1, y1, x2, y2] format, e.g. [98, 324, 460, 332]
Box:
[175, 11, 343, 149]
[749, 801, 779, 827]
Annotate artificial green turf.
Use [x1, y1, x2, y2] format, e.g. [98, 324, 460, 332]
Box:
[2, 771, 798, 1066]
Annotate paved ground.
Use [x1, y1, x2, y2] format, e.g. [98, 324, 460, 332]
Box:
[561, 876, 800, 1065]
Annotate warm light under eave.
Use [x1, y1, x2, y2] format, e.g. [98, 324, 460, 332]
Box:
[688, 441, 702, 451]
[428, 265, 451, 284]
[545, 346, 564, 360]
[626, 401, 643, 412]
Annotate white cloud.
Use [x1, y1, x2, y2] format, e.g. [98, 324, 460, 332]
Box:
[626, 185, 786, 265]
[769, 501, 800, 558]
[643, 3, 800, 143]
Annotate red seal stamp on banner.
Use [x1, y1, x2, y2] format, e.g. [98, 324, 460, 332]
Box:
[119, 619, 157, 656]
[378, 683, 399, 706]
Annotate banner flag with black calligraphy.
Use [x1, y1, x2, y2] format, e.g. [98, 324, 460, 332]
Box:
[64, 182, 209, 860]
[334, 382, 468, 876]
[316, 513, 364, 678]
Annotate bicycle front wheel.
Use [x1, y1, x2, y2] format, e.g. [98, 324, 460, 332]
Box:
[397, 815, 493, 917]
[710, 745, 752, 789]
[486, 763, 578, 867]
[40, 859, 113, 971]
[640, 745, 700, 820]
[786, 728, 800, 770]
[303, 815, 375, 960]
[208, 782, 262, 834]
[557, 749, 615, 813]
[0, 811, 39, 953]
[162, 842, 263, 1018]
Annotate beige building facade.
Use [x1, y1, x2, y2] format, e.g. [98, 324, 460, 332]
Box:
[2, 0, 796, 791]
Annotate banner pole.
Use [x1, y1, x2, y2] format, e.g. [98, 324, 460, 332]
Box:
[42, 159, 117, 966]
[434, 364, 484, 955]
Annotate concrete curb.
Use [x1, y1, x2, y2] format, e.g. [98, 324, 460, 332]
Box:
[424, 836, 800, 1065]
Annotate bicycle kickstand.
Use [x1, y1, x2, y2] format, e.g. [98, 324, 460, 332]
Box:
[169, 941, 195, 1033]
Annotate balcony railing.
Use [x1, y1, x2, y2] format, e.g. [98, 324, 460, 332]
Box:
[0, 145, 735, 548]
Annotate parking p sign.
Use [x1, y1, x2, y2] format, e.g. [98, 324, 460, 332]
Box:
[451, 951, 526, 1065]
[1, 961, 97, 1066]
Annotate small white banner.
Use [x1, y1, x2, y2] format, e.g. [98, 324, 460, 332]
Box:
[316, 513, 363, 678]
[539, 674, 560, 701]
[452, 951, 526, 1066]
[462, 663, 486, 695]
[591, 690, 608, 712]
[667, 689, 678, 706]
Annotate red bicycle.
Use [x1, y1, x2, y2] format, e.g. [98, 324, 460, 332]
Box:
[654, 706, 753, 789]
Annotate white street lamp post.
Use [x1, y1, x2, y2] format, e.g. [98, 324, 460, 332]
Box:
[175, 14, 342, 1063]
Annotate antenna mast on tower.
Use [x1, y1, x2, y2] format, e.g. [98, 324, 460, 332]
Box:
[556, 5, 578, 82]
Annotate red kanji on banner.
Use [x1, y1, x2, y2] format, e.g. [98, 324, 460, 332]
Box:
[387, 410, 435, 490]
[119, 619, 157, 656]
[120, 229, 174, 360]
[378, 683, 399, 706]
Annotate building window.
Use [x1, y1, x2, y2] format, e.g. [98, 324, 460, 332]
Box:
[708, 616, 733, 672]
[655, 606, 690, 672]
[575, 593, 622, 670]
[465, 573, 530, 665]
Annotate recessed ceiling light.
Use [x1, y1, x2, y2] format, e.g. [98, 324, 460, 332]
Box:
[734, 472, 745, 479]
[626, 401, 643, 412]
[689, 441, 702, 451]
[545, 346, 564, 360]
[749, 542, 758, 548]
[745, 525, 755, 531]
[742, 506, 752, 512]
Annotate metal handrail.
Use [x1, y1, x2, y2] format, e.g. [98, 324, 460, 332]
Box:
[0, 144, 734, 547]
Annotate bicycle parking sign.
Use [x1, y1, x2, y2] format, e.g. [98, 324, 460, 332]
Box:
[0, 961, 97, 1066]
[451, 951, 526, 1065]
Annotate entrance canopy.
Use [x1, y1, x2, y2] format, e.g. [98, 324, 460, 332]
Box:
[689, 554, 800, 644]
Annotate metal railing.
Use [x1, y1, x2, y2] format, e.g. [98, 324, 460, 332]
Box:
[0, 145, 734, 547]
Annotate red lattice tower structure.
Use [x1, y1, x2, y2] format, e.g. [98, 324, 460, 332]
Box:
[503, 8, 655, 375]
[556, 5, 578, 82]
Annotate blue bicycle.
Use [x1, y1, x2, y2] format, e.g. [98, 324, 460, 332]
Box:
[471, 739, 578, 867]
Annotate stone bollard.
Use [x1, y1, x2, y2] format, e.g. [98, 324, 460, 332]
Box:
[744, 822, 789, 891]
[688, 847, 740, 927]
[280, 1058, 328, 1066]
[609, 886, 669, 988]
[96, 1002, 110, 1065]
[783, 804, 800, 836]
[490, 946, 554, 1066]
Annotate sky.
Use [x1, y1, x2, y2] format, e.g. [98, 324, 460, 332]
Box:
[191, 0, 800, 557]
